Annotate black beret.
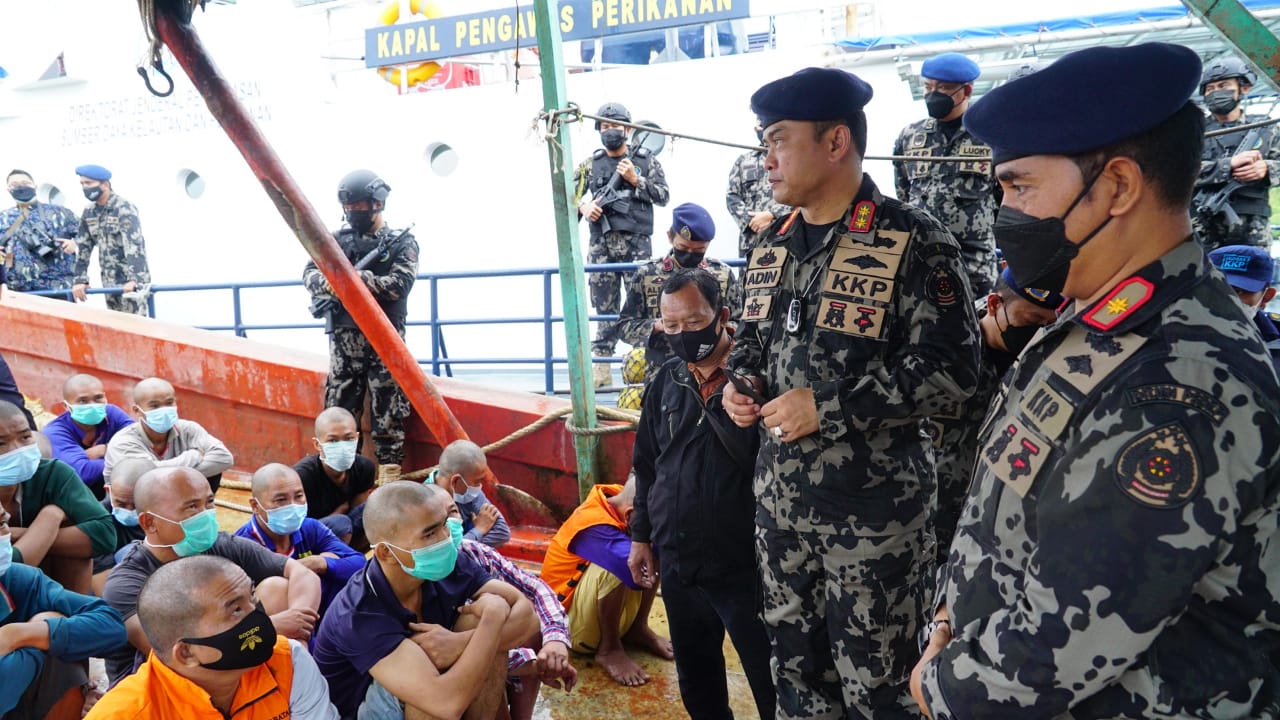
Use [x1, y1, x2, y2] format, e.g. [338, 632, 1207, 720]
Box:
[964, 43, 1201, 165]
[751, 67, 873, 130]
[670, 202, 715, 243]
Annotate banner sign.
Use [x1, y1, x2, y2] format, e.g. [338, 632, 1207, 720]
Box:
[366, 0, 749, 67]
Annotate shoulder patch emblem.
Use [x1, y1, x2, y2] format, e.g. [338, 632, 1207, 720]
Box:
[1126, 384, 1227, 426]
[1083, 277, 1154, 331]
[1114, 423, 1201, 509]
[924, 266, 960, 308]
[743, 294, 774, 321]
[849, 201, 876, 233]
[983, 418, 1049, 498]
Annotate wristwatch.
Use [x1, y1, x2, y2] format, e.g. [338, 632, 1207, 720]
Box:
[918, 618, 950, 652]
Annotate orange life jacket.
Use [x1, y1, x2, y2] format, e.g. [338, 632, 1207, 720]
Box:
[85, 636, 295, 720]
[540, 484, 626, 608]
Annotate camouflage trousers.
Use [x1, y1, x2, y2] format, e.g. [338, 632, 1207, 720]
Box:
[756, 524, 926, 720]
[588, 231, 651, 356]
[961, 248, 998, 297]
[927, 417, 976, 568]
[1194, 212, 1272, 252]
[106, 292, 148, 317]
[324, 327, 410, 465]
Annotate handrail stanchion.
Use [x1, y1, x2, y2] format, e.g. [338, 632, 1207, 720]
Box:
[152, 7, 470, 448]
[543, 270, 555, 395]
[231, 286, 246, 338]
[430, 276, 441, 378]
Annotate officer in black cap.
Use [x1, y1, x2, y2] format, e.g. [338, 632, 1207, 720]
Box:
[894, 52, 1000, 295]
[722, 66, 980, 720]
[1193, 56, 1279, 250]
[302, 170, 420, 483]
[912, 42, 1280, 719]
[573, 102, 671, 388]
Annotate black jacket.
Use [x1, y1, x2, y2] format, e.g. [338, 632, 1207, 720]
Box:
[631, 356, 759, 583]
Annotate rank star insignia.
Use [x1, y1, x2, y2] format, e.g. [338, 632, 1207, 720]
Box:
[849, 200, 876, 233]
[1085, 276, 1155, 330]
[1106, 297, 1129, 315]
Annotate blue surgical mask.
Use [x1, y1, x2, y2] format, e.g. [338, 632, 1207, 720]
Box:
[384, 535, 458, 581]
[0, 445, 41, 487]
[70, 403, 107, 426]
[0, 534, 11, 578]
[264, 502, 307, 535]
[320, 439, 358, 472]
[146, 508, 219, 557]
[112, 505, 140, 527]
[447, 516, 464, 548]
[142, 406, 179, 434]
[454, 485, 484, 504]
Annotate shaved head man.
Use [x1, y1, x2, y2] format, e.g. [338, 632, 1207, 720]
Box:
[103, 376, 232, 493]
[294, 407, 376, 547]
[90, 457, 154, 596]
[434, 440, 509, 549]
[45, 373, 135, 500]
[313, 481, 539, 720]
[100, 466, 321, 687]
[87, 556, 339, 719]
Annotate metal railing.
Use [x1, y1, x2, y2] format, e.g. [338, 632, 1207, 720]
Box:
[28, 259, 747, 395]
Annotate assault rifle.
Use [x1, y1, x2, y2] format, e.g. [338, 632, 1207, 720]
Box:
[593, 161, 633, 236]
[308, 223, 415, 319]
[1199, 127, 1264, 229]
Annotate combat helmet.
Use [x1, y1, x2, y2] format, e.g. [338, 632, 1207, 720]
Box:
[594, 102, 631, 130]
[1201, 56, 1256, 93]
[337, 169, 391, 206]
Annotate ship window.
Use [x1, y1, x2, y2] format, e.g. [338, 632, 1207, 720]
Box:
[41, 184, 67, 207]
[178, 169, 206, 199]
[424, 142, 458, 176]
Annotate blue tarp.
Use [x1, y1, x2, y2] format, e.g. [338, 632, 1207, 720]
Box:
[837, 0, 1280, 50]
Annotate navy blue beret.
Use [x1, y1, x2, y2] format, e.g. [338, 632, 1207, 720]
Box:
[671, 202, 715, 243]
[75, 164, 112, 181]
[965, 43, 1201, 164]
[751, 67, 873, 130]
[1001, 267, 1064, 310]
[921, 53, 980, 83]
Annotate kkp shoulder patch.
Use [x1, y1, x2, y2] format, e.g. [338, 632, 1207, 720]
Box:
[1114, 422, 1202, 509]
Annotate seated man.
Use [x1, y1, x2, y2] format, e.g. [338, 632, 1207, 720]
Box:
[102, 466, 321, 687]
[540, 480, 672, 687]
[87, 555, 338, 719]
[103, 377, 233, 494]
[0, 400, 114, 596]
[312, 481, 539, 720]
[433, 440, 509, 549]
[43, 373, 134, 500]
[294, 407, 375, 548]
[234, 463, 363, 616]
[91, 458, 154, 597]
[0, 510, 127, 720]
[425, 484, 576, 720]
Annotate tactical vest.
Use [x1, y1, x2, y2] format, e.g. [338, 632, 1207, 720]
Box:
[540, 484, 626, 608]
[589, 148, 655, 237]
[328, 228, 412, 331]
[1200, 117, 1272, 217]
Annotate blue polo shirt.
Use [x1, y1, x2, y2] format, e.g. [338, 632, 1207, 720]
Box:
[312, 553, 491, 719]
[233, 514, 364, 616]
[44, 405, 135, 491]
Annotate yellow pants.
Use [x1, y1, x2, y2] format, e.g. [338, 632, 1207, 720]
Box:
[566, 563, 643, 654]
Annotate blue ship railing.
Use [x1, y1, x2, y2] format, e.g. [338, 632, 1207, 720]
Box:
[29, 259, 747, 395]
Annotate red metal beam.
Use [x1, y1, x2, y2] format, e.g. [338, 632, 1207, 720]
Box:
[152, 9, 468, 451]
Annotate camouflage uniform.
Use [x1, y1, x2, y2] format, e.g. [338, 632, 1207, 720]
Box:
[726, 149, 790, 258]
[728, 174, 980, 719]
[893, 118, 1000, 295]
[920, 240, 1280, 718]
[73, 193, 152, 315]
[303, 224, 419, 465]
[0, 201, 79, 294]
[614, 253, 743, 383]
[573, 149, 670, 356]
[1193, 115, 1280, 250]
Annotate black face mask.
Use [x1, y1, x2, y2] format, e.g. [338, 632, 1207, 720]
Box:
[669, 321, 721, 363]
[672, 249, 705, 268]
[925, 90, 958, 119]
[9, 187, 35, 203]
[181, 607, 277, 671]
[83, 187, 102, 202]
[1205, 88, 1240, 115]
[345, 209, 377, 235]
[601, 129, 626, 151]
[992, 173, 1111, 295]
[998, 304, 1042, 355]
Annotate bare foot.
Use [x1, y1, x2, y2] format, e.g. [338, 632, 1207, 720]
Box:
[623, 625, 674, 660]
[595, 648, 649, 686]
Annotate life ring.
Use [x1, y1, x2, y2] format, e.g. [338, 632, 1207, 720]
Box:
[376, 0, 442, 88]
